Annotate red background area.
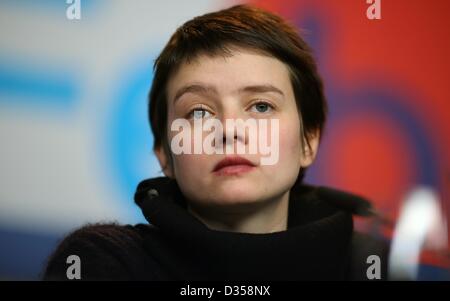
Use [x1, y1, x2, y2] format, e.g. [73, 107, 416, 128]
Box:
[249, 0, 450, 268]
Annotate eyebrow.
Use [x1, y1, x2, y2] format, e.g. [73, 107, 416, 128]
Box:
[238, 84, 285, 97]
[173, 84, 218, 104]
[173, 84, 285, 104]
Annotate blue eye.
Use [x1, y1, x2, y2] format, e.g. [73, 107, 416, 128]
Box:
[190, 108, 212, 119]
[251, 102, 273, 113]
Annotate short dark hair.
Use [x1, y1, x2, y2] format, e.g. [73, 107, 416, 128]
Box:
[148, 4, 327, 182]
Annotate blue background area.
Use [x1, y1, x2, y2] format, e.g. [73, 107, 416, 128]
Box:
[0, 59, 79, 110]
[106, 57, 159, 224]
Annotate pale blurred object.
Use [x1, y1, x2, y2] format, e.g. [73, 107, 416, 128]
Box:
[388, 187, 448, 280]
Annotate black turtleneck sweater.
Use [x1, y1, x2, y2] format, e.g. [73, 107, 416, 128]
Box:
[43, 177, 389, 280]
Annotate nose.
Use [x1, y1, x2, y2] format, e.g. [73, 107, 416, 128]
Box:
[222, 124, 246, 146]
[218, 107, 249, 149]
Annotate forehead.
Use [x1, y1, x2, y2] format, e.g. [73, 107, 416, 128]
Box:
[166, 48, 294, 102]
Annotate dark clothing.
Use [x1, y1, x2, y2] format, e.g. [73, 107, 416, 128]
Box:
[43, 177, 389, 280]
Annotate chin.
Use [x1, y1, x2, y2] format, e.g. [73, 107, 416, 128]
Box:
[209, 184, 268, 206]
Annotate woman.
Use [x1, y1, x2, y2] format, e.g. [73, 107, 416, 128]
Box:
[43, 4, 388, 281]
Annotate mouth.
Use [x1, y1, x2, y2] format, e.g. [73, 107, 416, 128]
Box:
[212, 156, 257, 176]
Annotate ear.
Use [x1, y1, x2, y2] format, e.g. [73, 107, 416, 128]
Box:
[299, 130, 320, 168]
[154, 145, 174, 178]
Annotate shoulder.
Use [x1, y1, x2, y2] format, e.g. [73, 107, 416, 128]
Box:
[43, 223, 161, 280]
[295, 184, 391, 280]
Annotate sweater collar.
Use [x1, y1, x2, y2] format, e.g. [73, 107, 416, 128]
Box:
[134, 177, 370, 280]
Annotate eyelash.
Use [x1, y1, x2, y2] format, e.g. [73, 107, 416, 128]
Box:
[186, 100, 276, 119]
[186, 104, 212, 119]
[248, 100, 275, 113]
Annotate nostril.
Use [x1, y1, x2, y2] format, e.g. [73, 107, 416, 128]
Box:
[222, 134, 240, 146]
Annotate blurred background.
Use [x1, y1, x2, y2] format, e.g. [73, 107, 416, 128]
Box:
[0, 0, 448, 280]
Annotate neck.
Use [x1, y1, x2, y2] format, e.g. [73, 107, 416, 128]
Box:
[187, 191, 290, 234]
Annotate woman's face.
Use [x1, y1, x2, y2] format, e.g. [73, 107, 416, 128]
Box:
[156, 48, 318, 208]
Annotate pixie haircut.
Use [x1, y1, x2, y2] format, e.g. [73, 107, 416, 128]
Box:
[148, 4, 327, 182]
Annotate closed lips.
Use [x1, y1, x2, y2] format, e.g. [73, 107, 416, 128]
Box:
[213, 156, 256, 172]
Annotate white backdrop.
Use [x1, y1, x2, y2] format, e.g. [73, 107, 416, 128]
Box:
[0, 0, 229, 236]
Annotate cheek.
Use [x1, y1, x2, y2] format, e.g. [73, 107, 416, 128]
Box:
[259, 116, 302, 181]
[167, 126, 210, 176]
[172, 154, 207, 177]
[171, 153, 218, 197]
[278, 118, 302, 161]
